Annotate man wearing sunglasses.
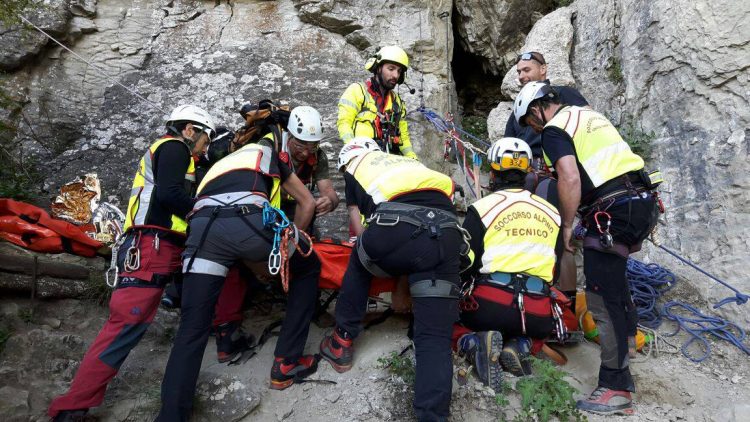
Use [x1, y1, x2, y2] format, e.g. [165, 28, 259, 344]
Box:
[504, 51, 588, 160]
[454, 137, 563, 391]
[48, 105, 216, 421]
[505, 51, 587, 328]
[260, 106, 339, 232]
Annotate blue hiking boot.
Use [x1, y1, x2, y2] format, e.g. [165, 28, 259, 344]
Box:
[458, 330, 503, 392]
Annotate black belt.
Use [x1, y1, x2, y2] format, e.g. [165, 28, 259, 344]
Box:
[126, 227, 185, 247]
[190, 204, 263, 220]
[369, 202, 459, 237]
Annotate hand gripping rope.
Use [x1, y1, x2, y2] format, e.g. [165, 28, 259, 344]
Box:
[262, 203, 313, 293]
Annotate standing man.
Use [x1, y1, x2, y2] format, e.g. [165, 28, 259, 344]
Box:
[514, 82, 659, 416]
[337, 46, 418, 159]
[504, 51, 588, 316]
[455, 137, 562, 390]
[504, 51, 588, 159]
[320, 138, 465, 421]
[156, 137, 321, 420]
[261, 105, 339, 228]
[48, 105, 215, 421]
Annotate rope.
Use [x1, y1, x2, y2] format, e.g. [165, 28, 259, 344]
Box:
[627, 258, 676, 328]
[279, 225, 313, 293]
[662, 301, 750, 363]
[652, 241, 749, 308]
[18, 16, 167, 114]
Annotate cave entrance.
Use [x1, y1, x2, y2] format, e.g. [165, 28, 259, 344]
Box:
[451, 12, 507, 141]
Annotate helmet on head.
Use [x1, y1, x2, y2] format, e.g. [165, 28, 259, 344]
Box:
[487, 137, 532, 173]
[364, 45, 409, 84]
[337, 137, 381, 170]
[513, 81, 557, 126]
[167, 105, 216, 139]
[287, 106, 323, 142]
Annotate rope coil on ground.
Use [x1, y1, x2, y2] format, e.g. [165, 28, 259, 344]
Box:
[627, 258, 676, 329]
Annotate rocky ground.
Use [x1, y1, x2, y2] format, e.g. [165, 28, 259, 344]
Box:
[1, 278, 748, 422]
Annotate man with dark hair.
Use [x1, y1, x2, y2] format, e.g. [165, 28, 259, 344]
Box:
[337, 45, 418, 159]
[504, 51, 588, 160]
[514, 81, 660, 416]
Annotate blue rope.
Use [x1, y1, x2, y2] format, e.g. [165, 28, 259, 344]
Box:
[627, 258, 676, 329]
[262, 203, 290, 274]
[416, 106, 492, 148]
[656, 244, 749, 308]
[662, 301, 750, 363]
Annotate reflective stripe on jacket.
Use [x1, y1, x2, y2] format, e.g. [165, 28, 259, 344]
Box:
[543, 106, 644, 187]
[470, 189, 561, 282]
[337, 81, 417, 159]
[124, 137, 195, 234]
[197, 143, 282, 208]
[346, 151, 453, 204]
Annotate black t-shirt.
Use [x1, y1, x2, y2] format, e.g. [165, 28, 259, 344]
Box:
[148, 140, 195, 227]
[504, 81, 588, 158]
[344, 172, 454, 218]
[198, 148, 293, 199]
[540, 125, 596, 198]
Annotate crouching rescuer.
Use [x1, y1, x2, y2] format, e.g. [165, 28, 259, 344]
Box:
[514, 81, 661, 415]
[319, 138, 469, 421]
[454, 137, 563, 391]
[155, 138, 321, 421]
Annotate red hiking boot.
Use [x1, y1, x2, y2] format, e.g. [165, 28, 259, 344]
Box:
[215, 321, 253, 363]
[270, 355, 319, 390]
[576, 386, 634, 415]
[319, 329, 353, 373]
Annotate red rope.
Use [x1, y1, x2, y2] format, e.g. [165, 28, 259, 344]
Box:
[279, 226, 314, 293]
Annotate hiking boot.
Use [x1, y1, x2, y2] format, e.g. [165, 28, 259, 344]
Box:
[500, 337, 533, 377]
[270, 355, 319, 390]
[576, 386, 634, 415]
[319, 328, 353, 373]
[160, 292, 180, 309]
[52, 409, 88, 422]
[458, 331, 503, 392]
[215, 321, 254, 363]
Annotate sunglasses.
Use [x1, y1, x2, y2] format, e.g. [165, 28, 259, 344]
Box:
[516, 52, 546, 66]
[291, 138, 319, 152]
[192, 125, 214, 141]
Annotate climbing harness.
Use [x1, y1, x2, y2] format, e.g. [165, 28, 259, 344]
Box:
[262, 203, 313, 292]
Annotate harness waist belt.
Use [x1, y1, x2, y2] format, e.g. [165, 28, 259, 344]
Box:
[193, 192, 269, 211]
[579, 187, 650, 215]
[370, 202, 458, 230]
[410, 279, 461, 299]
[486, 272, 549, 296]
[190, 204, 264, 219]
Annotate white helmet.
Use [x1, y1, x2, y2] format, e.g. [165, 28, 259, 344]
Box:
[337, 137, 381, 170]
[513, 81, 557, 125]
[167, 105, 216, 139]
[287, 106, 323, 142]
[487, 137, 532, 172]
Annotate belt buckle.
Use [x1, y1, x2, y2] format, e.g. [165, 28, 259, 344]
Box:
[240, 205, 250, 215]
[375, 214, 400, 226]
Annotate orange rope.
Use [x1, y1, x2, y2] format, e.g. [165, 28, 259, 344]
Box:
[279, 226, 314, 293]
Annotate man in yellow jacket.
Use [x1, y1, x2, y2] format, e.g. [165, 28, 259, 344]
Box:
[514, 81, 660, 416]
[337, 45, 418, 160]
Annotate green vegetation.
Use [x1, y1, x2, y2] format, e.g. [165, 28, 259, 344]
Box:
[0, 322, 12, 354]
[17, 307, 34, 323]
[608, 57, 624, 84]
[618, 116, 656, 159]
[0, 0, 32, 25]
[511, 357, 586, 422]
[460, 114, 492, 172]
[84, 277, 114, 306]
[378, 350, 416, 385]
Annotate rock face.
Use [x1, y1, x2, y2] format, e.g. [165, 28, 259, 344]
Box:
[454, 0, 554, 76]
[489, 0, 750, 326]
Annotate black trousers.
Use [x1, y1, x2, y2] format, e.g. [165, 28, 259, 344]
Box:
[583, 196, 658, 392]
[335, 222, 462, 422]
[156, 212, 320, 421]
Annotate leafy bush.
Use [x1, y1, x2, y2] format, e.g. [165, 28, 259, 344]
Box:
[618, 116, 656, 159]
[378, 350, 416, 385]
[513, 357, 586, 422]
